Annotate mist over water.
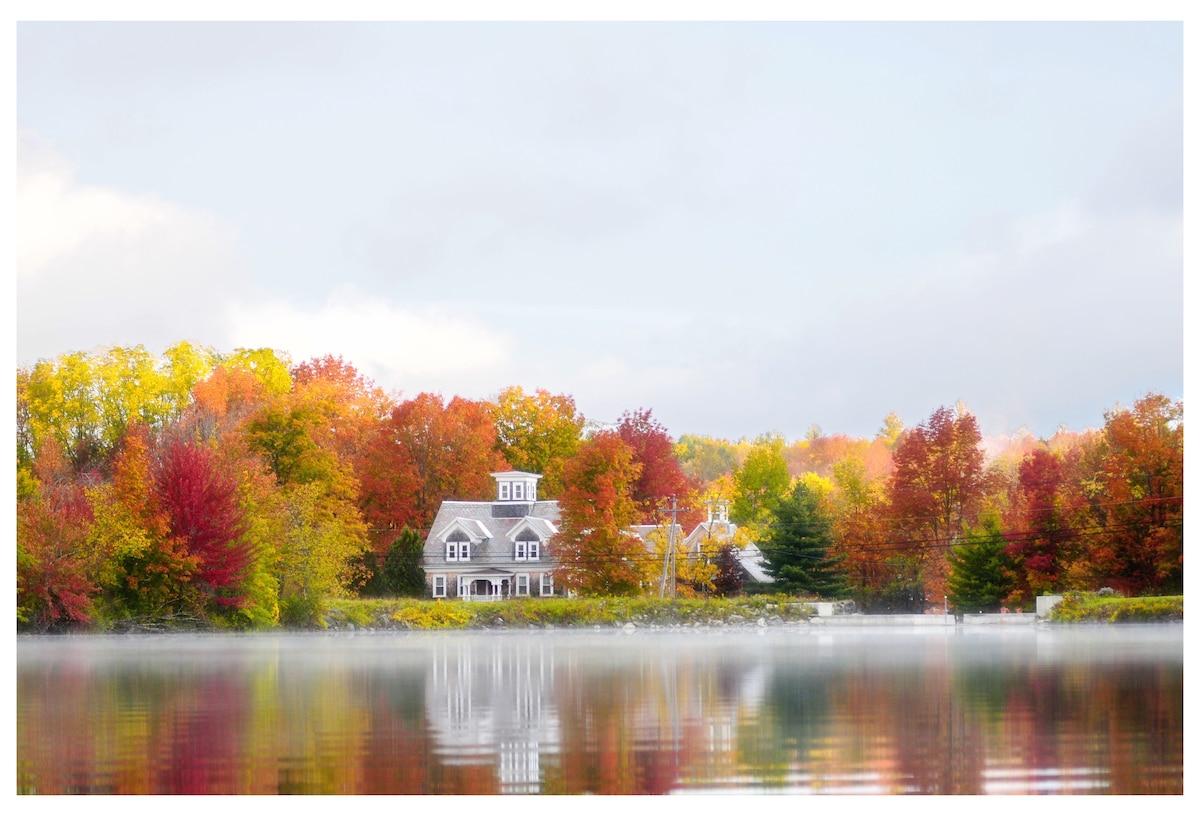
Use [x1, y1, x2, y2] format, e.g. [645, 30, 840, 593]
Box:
[17, 626, 1183, 794]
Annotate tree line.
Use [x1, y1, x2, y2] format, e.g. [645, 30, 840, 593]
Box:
[16, 342, 1182, 629]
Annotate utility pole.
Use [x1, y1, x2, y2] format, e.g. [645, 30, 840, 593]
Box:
[658, 497, 682, 598]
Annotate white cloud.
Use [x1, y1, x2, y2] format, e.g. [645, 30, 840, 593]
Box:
[16, 131, 243, 364]
[224, 286, 514, 389]
[17, 130, 231, 280]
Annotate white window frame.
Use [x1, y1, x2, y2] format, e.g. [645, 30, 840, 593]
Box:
[499, 482, 510, 500]
[528, 540, 540, 561]
[515, 574, 529, 596]
[432, 575, 446, 598]
[515, 540, 527, 561]
[446, 540, 470, 561]
[540, 573, 553, 596]
[513, 482, 524, 500]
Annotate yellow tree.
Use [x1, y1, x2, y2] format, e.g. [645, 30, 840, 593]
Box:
[23, 350, 103, 468]
[488, 386, 585, 498]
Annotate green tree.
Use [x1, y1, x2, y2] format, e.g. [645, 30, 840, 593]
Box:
[275, 481, 370, 625]
[675, 434, 743, 484]
[947, 515, 1017, 613]
[372, 527, 427, 597]
[760, 480, 846, 598]
[731, 433, 791, 539]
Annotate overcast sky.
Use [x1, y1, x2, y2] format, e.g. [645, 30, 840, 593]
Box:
[14, 14, 1185, 442]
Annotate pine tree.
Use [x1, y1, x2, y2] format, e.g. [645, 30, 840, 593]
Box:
[946, 516, 1016, 612]
[760, 481, 846, 597]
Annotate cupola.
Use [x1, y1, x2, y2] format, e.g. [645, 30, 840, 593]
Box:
[491, 471, 542, 503]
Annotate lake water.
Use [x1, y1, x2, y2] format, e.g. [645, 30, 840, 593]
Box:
[16, 624, 1183, 795]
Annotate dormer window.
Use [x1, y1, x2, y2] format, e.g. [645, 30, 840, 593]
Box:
[446, 531, 471, 561]
[499, 483, 510, 501]
[515, 530, 541, 561]
[513, 482, 524, 501]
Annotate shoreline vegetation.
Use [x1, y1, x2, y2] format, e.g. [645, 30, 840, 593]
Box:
[32, 592, 1180, 634]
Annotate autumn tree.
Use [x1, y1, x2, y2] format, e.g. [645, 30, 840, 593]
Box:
[154, 436, 253, 611]
[828, 455, 891, 601]
[642, 523, 718, 597]
[23, 351, 105, 470]
[551, 431, 648, 596]
[885, 405, 986, 605]
[359, 393, 507, 540]
[1003, 448, 1079, 605]
[290, 354, 393, 465]
[189, 364, 277, 436]
[1085, 393, 1183, 594]
[86, 426, 199, 619]
[488, 386, 585, 498]
[16, 439, 98, 628]
[760, 480, 846, 598]
[616, 408, 699, 526]
[711, 543, 744, 597]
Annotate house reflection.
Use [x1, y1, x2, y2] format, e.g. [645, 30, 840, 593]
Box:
[422, 635, 772, 794]
[426, 637, 560, 794]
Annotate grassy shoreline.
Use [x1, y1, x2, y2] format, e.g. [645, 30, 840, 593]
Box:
[18, 593, 1182, 634]
[1048, 593, 1183, 623]
[322, 595, 818, 631]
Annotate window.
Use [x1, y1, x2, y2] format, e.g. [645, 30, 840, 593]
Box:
[515, 574, 529, 596]
[540, 573, 554, 596]
[446, 533, 470, 561]
[516, 531, 540, 562]
[432, 575, 446, 598]
[513, 482, 524, 500]
[499, 482, 510, 501]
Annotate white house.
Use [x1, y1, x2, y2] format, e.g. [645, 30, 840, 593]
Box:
[421, 471, 561, 600]
[422, 476, 773, 599]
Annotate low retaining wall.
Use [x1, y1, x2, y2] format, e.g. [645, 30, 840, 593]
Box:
[960, 613, 1038, 626]
[808, 614, 955, 626]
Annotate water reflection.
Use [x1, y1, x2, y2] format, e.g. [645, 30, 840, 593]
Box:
[16, 626, 1183, 795]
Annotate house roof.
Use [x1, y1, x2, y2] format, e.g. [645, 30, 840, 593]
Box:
[737, 543, 775, 583]
[423, 499, 561, 569]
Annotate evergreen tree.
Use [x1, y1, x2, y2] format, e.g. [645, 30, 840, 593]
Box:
[760, 481, 846, 597]
[377, 527, 426, 597]
[946, 515, 1016, 612]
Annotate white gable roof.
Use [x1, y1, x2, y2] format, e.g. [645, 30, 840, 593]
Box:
[435, 517, 494, 544]
[506, 516, 558, 541]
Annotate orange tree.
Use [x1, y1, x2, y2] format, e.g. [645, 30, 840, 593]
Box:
[550, 431, 649, 596]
